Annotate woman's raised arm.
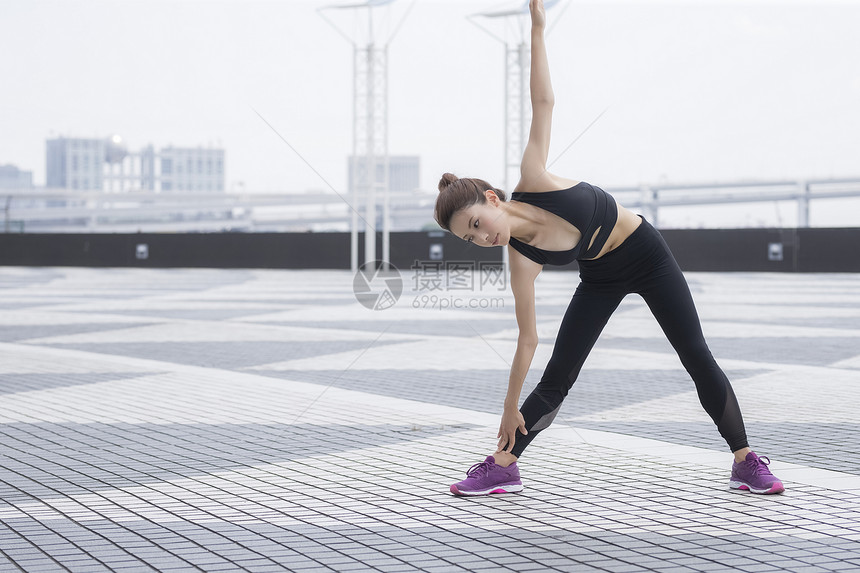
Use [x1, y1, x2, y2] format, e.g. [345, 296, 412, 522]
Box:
[519, 0, 555, 183]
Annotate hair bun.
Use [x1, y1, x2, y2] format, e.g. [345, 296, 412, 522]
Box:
[438, 172, 459, 192]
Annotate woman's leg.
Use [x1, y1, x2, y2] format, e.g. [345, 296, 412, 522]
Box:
[451, 275, 625, 496]
[635, 251, 749, 453]
[633, 244, 783, 493]
[509, 283, 626, 458]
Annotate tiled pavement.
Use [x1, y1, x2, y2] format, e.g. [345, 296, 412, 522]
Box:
[1, 265, 860, 572]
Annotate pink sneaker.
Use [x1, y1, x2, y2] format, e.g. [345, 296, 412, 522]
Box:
[729, 452, 785, 494]
[450, 456, 523, 496]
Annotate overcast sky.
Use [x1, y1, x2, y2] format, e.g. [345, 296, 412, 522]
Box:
[2, 0, 859, 226]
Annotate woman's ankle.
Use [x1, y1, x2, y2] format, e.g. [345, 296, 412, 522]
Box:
[733, 447, 752, 463]
[493, 451, 518, 467]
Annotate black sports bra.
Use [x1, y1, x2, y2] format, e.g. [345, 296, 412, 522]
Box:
[507, 181, 618, 265]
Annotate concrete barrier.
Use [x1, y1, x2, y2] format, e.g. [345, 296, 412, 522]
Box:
[0, 228, 858, 272]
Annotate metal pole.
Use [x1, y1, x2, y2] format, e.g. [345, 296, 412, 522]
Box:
[350, 45, 359, 272]
[365, 41, 376, 267]
[350, 166, 358, 272]
[4, 195, 11, 233]
[640, 185, 654, 224]
[651, 187, 660, 228]
[503, 44, 510, 192]
[797, 180, 810, 227]
[382, 44, 390, 272]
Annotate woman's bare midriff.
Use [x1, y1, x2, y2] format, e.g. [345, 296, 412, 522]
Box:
[584, 201, 642, 260]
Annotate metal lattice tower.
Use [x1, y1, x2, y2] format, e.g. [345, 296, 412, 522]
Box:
[352, 40, 388, 271]
[505, 41, 531, 193]
[469, 1, 564, 191]
[320, 0, 413, 272]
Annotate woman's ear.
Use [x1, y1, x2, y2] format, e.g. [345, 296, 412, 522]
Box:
[485, 189, 500, 205]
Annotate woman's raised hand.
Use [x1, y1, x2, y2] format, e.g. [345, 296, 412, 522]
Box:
[529, 0, 546, 29]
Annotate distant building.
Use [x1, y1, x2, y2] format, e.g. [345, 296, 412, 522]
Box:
[0, 164, 34, 189]
[46, 136, 224, 192]
[47, 138, 104, 190]
[159, 147, 224, 192]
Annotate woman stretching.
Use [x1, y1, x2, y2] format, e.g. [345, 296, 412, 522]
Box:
[434, 0, 783, 496]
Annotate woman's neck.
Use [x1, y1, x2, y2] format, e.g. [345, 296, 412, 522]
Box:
[506, 201, 542, 243]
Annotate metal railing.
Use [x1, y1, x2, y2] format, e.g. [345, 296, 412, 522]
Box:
[611, 178, 860, 228]
[4, 178, 860, 233]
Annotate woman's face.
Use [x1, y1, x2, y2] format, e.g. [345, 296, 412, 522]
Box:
[449, 192, 508, 248]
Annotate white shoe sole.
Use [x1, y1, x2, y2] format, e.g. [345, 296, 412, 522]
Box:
[450, 483, 524, 496]
[729, 479, 785, 494]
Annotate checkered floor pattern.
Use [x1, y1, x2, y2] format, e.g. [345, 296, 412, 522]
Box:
[1, 266, 859, 572]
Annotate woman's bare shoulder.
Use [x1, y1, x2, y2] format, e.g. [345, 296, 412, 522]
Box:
[513, 171, 580, 194]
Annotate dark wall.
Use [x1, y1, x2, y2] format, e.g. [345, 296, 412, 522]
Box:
[0, 228, 858, 272]
[794, 229, 860, 272]
[660, 228, 798, 272]
[659, 228, 860, 272]
[0, 233, 351, 269]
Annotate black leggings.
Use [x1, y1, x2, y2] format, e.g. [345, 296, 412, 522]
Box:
[511, 217, 749, 458]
